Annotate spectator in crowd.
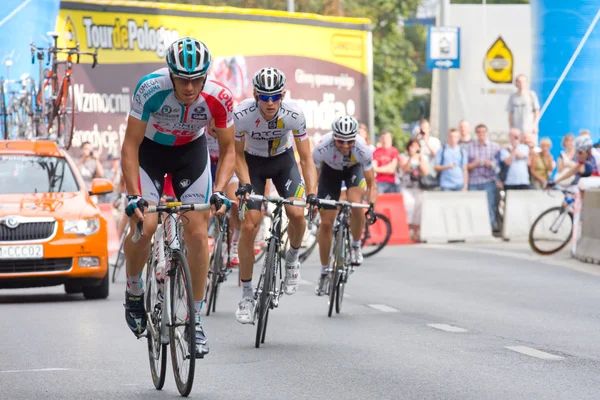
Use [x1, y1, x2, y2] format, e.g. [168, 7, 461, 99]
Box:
[501, 129, 531, 190]
[358, 121, 376, 152]
[506, 74, 541, 143]
[434, 128, 468, 191]
[102, 153, 121, 204]
[529, 137, 556, 189]
[77, 141, 103, 191]
[458, 119, 472, 148]
[556, 133, 577, 185]
[579, 128, 591, 138]
[399, 138, 429, 242]
[523, 132, 539, 155]
[415, 119, 441, 168]
[372, 130, 400, 193]
[466, 123, 500, 228]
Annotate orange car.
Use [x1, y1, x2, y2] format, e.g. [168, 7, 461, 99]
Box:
[0, 140, 114, 299]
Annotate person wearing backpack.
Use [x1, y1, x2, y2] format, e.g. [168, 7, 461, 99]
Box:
[466, 123, 501, 229]
[434, 128, 468, 191]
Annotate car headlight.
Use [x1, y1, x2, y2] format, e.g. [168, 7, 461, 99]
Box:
[64, 218, 100, 236]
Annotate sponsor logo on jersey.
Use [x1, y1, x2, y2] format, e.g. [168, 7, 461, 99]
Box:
[255, 118, 260, 127]
[179, 179, 191, 188]
[152, 123, 197, 137]
[217, 88, 234, 113]
[161, 105, 172, 114]
[268, 120, 277, 129]
[191, 113, 207, 121]
[250, 130, 283, 140]
[234, 104, 258, 119]
[81, 16, 179, 58]
[154, 180, 162, 190]
[279, 106, 299, 120]
[194, 106, 206, 113]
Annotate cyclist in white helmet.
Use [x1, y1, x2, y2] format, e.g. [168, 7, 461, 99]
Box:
[121, 37, 236, 358]
[312, 116, 378, 295]
[233, 67, 318, 324]
[549, 135, 600, 190]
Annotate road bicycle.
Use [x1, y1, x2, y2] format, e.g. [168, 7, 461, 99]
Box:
[30, 31, 98, 149]
[132, 201, 210, 397]
[238, 194, 306, 348]
[314, 198, 370, 317]
[111, 219, 129, 283]
[205, 201, 236, 316]
[528, 187, 576, 255]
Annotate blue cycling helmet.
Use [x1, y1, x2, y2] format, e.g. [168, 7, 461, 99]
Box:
[166, 37, 212, 79]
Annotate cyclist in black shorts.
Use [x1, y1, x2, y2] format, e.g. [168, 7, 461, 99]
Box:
[121, 37, 235, 358]
[312, 116, 377, 295]
[232, 67, 318, 324]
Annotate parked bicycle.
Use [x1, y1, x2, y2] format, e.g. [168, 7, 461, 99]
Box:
[30, 31, 98, 149]
[132, 201, 210, 397]
[238, 194, 306, 348]
[313, 198, 371, 317]
[528, 186, 576, 255]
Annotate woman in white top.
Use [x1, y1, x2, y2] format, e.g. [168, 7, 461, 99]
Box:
[555, 133, 577, 185]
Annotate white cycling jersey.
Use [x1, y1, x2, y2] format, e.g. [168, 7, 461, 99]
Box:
[233, 98, 308, 157]
[312, 132, 373, 171]
[130, 67, 234, 146]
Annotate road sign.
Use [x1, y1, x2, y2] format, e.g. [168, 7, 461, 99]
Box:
[426, 26, 460, 69]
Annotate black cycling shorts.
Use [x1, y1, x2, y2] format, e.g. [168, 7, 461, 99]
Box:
[317, 163, 366, 210]
[244, 148, 305, 211]
[138, 134, 211, 205]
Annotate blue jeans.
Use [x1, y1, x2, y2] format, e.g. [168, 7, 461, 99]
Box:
[377, 182, 401, 193]
[468, 181, 497, 227]
[442, 186, 463, 191]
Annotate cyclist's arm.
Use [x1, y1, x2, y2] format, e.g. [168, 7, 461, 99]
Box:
[121, 115, 147, 197]
[213, 124, 236, 193]
[296, 137, 318, 195]
[235, 138, 251, 185]
[364, 167, 378, 205]
[555, 163, 583, 184]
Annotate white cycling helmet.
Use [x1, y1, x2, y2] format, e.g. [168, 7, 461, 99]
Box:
[253, 67, 286, 94]
[166, 37, 212, 79]
[332, 116, 359, 141]
[575, 135, 593, 152]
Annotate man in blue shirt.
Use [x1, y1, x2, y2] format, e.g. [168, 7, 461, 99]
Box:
[501, 128, 531, 190]
[434, 128, 468, 191]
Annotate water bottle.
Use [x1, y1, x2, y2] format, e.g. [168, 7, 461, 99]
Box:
[156, 267, 165, 303]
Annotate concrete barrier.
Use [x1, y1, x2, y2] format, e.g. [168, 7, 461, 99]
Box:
[502, 190, 565, 241]
[574, 189, 600, 264]
[420, 191, 493, 243]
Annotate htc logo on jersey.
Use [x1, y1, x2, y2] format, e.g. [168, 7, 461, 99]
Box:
[279, 106, 299, 120]
[234, 105, 258, 119]
[250, 130, 283, 140]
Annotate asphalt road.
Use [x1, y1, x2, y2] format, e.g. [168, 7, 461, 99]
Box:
[1, 244, 600, 399]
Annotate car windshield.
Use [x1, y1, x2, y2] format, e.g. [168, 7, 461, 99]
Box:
[0, 154, 80, 194]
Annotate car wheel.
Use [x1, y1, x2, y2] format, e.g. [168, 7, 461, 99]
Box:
[83, 271, 109, 300]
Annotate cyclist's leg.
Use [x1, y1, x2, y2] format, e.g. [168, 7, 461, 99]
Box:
[226, 174, 241, 265]
[315, 164, 342, 294]
[172, 135, 211, 356]
[123, 139, 162, 336]
[273, 150, 307, 295]
[236, 153, 266, 323]
[345, 165, 367, 265]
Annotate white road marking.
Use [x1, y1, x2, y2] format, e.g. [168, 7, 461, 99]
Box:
[427, 323, 468, 333]
[0, 368, 71, 374]
[367, 304, 399, 312]
[505, 346, 564, 360]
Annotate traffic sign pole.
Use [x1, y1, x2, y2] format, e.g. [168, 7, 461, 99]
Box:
[439, 0, 450, 144]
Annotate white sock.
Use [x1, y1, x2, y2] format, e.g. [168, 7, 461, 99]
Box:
[286, 245, 300, 264]
[320, 265, 328, 275]
[242, 280, 253, 299]
[126, 273, 143, 296]
[352, 240, 361, 248]
[233, 229, 240, 241]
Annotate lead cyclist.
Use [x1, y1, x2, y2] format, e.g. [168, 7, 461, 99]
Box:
[311, 116, 377, 295]
[121, 37, 236, 358]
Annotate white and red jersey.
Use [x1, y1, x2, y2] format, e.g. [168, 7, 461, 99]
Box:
[129, 67, 234, 146]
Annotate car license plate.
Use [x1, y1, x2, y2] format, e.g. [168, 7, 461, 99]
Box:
[0, 245, 44, 259]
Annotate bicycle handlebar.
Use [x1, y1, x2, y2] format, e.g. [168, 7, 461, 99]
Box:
[238, 194, 306, 221]
[316, 199, 370, 209]
[131, 202, 211, 243]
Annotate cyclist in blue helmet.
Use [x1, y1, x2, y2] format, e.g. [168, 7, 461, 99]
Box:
[121, 36, 236, 358]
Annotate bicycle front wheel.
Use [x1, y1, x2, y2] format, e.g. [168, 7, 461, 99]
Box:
[361, 213, 391, 258]
[205, 237, 222, 316]
[169, 250, 196, 397]
[145, 254, 167, 390]
[256, 239, 275, 348]
[529, 206, 573, 255]
[328, 228, 343, 318]
[111, 223, 129, 283]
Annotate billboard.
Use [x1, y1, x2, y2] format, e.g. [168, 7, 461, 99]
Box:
[54, 0, 372, 159]
[445, 4, 532, 142]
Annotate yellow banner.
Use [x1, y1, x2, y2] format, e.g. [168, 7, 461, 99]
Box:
[55, 2, 370, 74]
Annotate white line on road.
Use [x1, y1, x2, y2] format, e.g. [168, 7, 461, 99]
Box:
[0, 368, 71, 374]
[367, 304, 399, 312]
[505, 346, 564, 360]
[427, 323, 468, 333]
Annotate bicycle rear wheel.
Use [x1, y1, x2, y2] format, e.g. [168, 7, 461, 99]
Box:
[328, 228, 342, 318]
[59, 78, 75, 150]
[335, 229, 350, 314]
[361, 213, 391, 258]
[528, 206, 573, 255]
[145, 254, 167, 390]
[256, 239, 275, 348]
[169, 250, 196, 397]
